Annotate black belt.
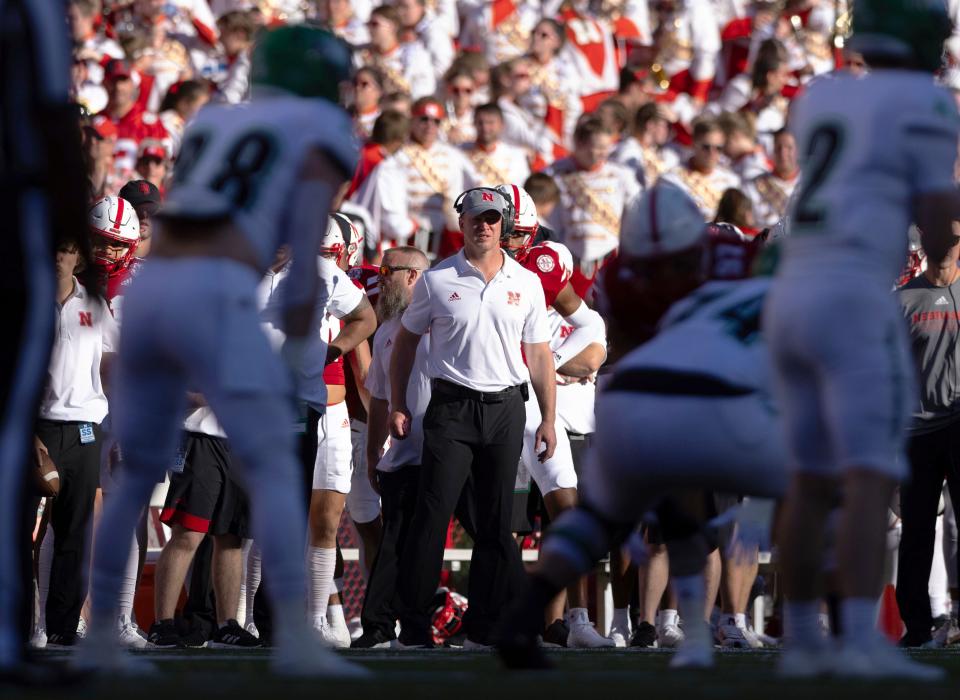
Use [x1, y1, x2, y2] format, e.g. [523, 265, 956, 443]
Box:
[431, 378, 528, 403]
[605, 368, 753, 397]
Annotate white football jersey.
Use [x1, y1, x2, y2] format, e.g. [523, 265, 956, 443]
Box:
[783, 71, 960, 284]
[161, 96, 358, 273]
[621, 278, 771, 395]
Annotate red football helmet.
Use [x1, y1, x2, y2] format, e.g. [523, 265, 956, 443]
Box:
[430, 587, 468, 646]
[89, 195, 140, 275]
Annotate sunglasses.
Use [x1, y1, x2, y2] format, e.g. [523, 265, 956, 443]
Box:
[379, 264, 424, 276]
[474, 211, 503, 225]
[416, 116, 441, 124]
[698, 142, 724, 152]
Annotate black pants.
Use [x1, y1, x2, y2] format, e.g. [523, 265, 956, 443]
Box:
[398, 386, 525, 644]
[361, 466, 484, 639]
[34, 420, 101, 637]
[897, 423, 960, 642]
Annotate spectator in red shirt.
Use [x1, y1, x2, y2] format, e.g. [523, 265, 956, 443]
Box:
[346, 109, 410, 199]
[95, 59, 168, 184]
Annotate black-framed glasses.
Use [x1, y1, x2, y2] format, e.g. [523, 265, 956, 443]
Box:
[379, 264, 424, 276]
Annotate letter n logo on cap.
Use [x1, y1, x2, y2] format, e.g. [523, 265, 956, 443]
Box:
[481, 192, 494, 201]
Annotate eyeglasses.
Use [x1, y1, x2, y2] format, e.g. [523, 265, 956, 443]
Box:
[416, 116, 441, 124]
[473, 211, 503, 225]
[379, 264, 424, 276]
[698, 142, 724, 152]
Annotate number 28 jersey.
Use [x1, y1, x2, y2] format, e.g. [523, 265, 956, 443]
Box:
[160, 96, 358, 272]
[783, 71, 960, 285]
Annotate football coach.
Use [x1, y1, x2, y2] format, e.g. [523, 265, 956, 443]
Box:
[388, 187, 557, 647]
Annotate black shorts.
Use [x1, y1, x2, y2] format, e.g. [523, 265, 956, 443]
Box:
[160, 433, 250, 537]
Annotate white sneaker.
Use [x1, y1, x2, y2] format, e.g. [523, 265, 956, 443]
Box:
[326, 618, 352, 649]
[831, 637, 946, 682]
[933, 616, 960, 647]
[73, 627, 156, 677]
[29, 625, 47, 649]
[669, 627, 714, 670]
[607, 623, 630, 648]
[116, 615, 148, 649]
[272, 627, 368, 678]
[739, 624, 765, 649]
[716, 617, 752, 649]
[244, 620, 260, 639]
[348, 617, 363, 641]
[313, 618, 347, 649]
[566, 609, 615, 648]
[778, 644, 834, 679]
[658, 622, 685, 649]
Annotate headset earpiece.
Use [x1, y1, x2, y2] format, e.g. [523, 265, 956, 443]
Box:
[452, 187, 516, 237]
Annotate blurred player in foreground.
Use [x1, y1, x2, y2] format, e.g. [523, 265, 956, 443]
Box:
[766, 0, 960, 680]
[498, 183, 785, 670]
[78, 25, 363, 677]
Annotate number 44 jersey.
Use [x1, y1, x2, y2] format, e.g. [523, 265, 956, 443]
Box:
[782, 71, 960, 286]
[160, 96, 358, 271]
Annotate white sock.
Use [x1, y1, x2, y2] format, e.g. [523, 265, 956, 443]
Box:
[660, 608, 679, 628]
[734, 612, 748, 629]
[612, 607, 629, 631]
[328, 603, 347, 631]
[840, 597, 877, 647]
[244, 542, 261, 627]
[237, 539, 252, 623]
[37, 527, 54, 631]
[785, 600, 823, 649]
[566, 607, 590, 626]
[308, 547, 336, 627]
[673, 576, 707, 644]
[116, 535, 140, 621]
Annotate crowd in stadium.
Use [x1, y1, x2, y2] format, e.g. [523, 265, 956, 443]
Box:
[23, 0, 960, 673]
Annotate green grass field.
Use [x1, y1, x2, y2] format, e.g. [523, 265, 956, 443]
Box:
[18, 648, 960, 700]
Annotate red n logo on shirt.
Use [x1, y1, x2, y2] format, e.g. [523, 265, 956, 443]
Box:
[78, 311, 93, 327]
[507, 291, 521, 306]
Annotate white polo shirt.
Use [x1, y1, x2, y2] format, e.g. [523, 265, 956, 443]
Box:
[365, 318, 432, 472]
[40, 279, 119, 424]
[262, 256, 365, 410]
[401, 249, 551, 391]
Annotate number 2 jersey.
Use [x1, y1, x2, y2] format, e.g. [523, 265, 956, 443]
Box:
[782, 71, 960, 286]
[160, 96, 358, 273]
[617, 277, 772, 396]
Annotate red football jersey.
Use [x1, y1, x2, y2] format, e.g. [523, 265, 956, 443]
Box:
[347, 264, 380, 308]
[520, 241, 574, 308]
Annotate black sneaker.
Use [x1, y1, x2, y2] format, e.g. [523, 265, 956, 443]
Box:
[147, 619, 184, 649]
[45, 633, 78, 648]
[630, 621, 658, 648]
[541, 619, 569, 648]
[351, 628, 395, 649]
[210, 620, 261, 649]
[180, 628, 209, 649]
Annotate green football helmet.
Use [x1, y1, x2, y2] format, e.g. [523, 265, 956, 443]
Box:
[250, 24, 353, 102]
[849, 0, 953, 72]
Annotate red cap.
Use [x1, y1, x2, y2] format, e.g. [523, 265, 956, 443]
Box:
[412, 100, 445, 120]
[90, 115, 118, 140]
[137, 140, 168, 161]
[104, 58, 132, 81]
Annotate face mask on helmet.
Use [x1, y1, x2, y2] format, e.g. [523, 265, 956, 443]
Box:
[320, 215, 347, 264]
[88, 195, 140, 275]
[338, 213, 364, 267]
[495, 183, 539, 262]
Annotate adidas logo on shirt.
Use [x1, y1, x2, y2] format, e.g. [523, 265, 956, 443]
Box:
[936, 296, 949, 306]
[449, 292, 461, 301]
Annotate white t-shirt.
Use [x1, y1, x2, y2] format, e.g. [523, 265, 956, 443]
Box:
[262, 257, 364, 409]
[365, 318, 431, 471]
[40, 279, 119, 423]
[401, 249, 551, 391]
